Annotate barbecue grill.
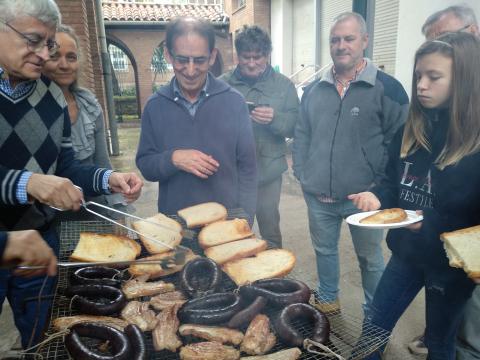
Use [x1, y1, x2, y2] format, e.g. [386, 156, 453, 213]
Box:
[37, 212, 390, 360]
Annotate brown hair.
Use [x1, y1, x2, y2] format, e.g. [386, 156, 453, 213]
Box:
[401, 32, 480, 169]
[55, 24, 81, 90]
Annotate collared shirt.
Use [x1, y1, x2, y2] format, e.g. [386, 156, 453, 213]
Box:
[332, 59, 367, 99]
[0, 67, 35, 101]
[173, 75, 210, 117]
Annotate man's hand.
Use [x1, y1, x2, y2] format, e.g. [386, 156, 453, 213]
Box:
[472, 277, 480, 285]
[348, 192, 381, 211]
[108, 172, 143, 203]
[251, 105, 274, 125]
[3, 230, 57, 277]
[27, 174, 84, 211]
[405, 210, 423, 232]
[172, 149, 219, 179]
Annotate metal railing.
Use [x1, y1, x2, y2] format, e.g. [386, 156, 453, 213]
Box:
[294, 62, 332, 89]
[288, 64, 321, 81]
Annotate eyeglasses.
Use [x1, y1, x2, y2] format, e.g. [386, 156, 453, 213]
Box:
[170, 51, 210, 66]
[1, 21, 59, 56]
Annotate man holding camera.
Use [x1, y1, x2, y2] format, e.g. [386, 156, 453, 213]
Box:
[220, 25, 299, 248]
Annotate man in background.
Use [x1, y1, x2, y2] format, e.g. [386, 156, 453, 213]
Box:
[136, 17, 257, 222]
[293, 12, 408, 316]
[220, 25, 299, 248]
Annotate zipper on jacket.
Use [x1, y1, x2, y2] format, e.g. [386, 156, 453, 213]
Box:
[329, 96, 343, 198]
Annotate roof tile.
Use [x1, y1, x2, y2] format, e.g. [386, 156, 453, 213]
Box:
[102, 1, 229, 23]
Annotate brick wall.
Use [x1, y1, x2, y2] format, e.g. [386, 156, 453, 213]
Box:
[224, 0, 271, 67]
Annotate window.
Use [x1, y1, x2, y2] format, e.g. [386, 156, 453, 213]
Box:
[109, 44, 128, 72]
[237, 0, 245, 8]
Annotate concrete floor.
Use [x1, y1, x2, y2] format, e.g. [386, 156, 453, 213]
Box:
[0, 126, 426, 359]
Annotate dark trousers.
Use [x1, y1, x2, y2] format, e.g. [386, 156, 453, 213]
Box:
[364, 255, 475, 360]
[0, 228, 58, 349]
[255, 177, 283, 248]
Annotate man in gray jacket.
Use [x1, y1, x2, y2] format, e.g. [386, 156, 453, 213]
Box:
[293, 12, 408, 315]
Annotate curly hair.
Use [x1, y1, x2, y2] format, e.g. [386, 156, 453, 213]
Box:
[234, 25, 272, 56]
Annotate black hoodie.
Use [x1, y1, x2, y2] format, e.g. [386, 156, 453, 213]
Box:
[372, 108, 480, 271]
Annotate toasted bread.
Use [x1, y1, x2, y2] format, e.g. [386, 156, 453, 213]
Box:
[177, 202, 227, 228]
[441, 225, 480, 278]
[222, 249, 296, 285]
[70, 232, 141, 262]
[132, 213, 182, 254]
[360, 208, 408, 224]
[204, 238, 267, 265]
[128, 249, 198, 279]
[198, 218, 253, 248]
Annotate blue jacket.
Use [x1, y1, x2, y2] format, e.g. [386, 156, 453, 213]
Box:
[136, 74, 257, 221]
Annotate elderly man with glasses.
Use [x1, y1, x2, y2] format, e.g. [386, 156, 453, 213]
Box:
[0, 0, 143, 348]
[136, 17, 257, 223]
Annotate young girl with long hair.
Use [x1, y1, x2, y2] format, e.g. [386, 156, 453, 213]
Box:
[349, 32, 480, 360]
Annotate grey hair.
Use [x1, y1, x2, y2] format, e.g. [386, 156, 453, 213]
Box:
[422, 5, 478, 36]
[331, 12, 368, 36]
[0, 0, 61, 29]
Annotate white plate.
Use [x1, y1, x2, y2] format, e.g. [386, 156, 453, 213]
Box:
[346, 210, 423, 229]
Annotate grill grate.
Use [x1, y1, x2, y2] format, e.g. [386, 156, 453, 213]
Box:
[38, 214, 390, 360]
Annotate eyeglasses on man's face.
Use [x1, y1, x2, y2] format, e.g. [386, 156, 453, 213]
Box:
[1, 21, 59, 56]
[170, 51, 210, 66]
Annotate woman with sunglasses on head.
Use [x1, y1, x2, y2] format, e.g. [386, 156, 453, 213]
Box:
[43, 25, 127, 219]
[349, 32, 480, 360]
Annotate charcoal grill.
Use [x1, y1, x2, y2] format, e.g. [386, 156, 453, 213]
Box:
[37, 212, 390, 360]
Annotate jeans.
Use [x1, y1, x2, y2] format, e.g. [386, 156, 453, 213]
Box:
[364, 255, 475, 360]
[457, 286, 480, 359]
[0, 228, 58, 349]
[303, 193, 384, 312]
[256, 177, 283, 248]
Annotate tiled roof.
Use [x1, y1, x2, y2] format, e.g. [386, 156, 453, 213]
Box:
[102, 1, 229, 23]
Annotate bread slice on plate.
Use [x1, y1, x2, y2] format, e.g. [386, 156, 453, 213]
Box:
[71, 232, 141, 262]
[198, 218, 253, 248]
[204, 238, 267, 265]
[128, 248, 198, 279]
[441, 225, 480, 278]
[177, 202, 227, 228]
[132, 213, 182, 254]
[222, 249, 296, 285]
[360, 208, 407, 224]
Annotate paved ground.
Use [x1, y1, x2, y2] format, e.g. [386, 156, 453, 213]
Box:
[0, 125, 426, 359]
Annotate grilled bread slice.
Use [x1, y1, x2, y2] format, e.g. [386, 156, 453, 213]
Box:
[132, 213, 182, 254]
[178, 202, 227, 228]
[199, 218, 253, 248]
[441, 225, 480, 278]
[360, 208, 407, 224]
[222, 249, 296, 286]
[128, 249, 198, 279]
[70, 232, 141, 262]
[204, 238, 267, 265]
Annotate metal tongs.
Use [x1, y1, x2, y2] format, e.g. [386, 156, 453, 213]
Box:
[16, 189, 191, 271]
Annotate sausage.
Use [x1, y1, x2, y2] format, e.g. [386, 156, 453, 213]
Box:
[65, 322, 131, 360]
[178, 292, 242, 325]
[227, 296, 267, 329]
[239, 279, 311, 307]
[124, 324, 147, 360]
[65, 285, 127, 316]
[70, 266, 121, 287]
[180, 257, 222, 298]
[275, 303, 330, 347]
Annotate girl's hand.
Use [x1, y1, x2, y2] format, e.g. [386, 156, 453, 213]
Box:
[406, 210, 423, 232]
[348, 192, 381, 211]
